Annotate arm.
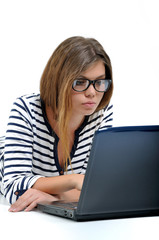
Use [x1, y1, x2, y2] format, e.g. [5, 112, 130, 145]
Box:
[2, 96, 43, 204]
[9, 174, 84, 212]
[32, 174, 84, 193]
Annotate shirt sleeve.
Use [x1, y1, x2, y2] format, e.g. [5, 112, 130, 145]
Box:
[2, 97, 43, 204]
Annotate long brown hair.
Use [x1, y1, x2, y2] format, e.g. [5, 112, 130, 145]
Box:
[40, 36, 113, 171]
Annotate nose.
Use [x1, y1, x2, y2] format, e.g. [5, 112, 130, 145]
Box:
[84, 84, 96, 97]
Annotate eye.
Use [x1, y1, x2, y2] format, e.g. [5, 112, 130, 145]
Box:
[74, 79, 86, 86]
[95, 80, 103, 86]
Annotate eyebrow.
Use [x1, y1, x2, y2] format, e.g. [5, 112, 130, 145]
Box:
[78, 74, 106, 80]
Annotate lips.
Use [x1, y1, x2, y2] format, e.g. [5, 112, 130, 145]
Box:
[82, 102, 96, 108]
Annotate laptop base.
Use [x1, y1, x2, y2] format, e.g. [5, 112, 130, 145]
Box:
[38, 202, 159, 221]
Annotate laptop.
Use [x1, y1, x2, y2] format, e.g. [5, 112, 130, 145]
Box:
[37, 125, 159, 221]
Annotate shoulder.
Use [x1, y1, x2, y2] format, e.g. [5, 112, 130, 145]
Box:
[100, 102, 113, 129]
[12, 93, 41, 112]
[9, 93, 41, 123]
[15, 93, 41, 106]
[103, 102, 113, 119]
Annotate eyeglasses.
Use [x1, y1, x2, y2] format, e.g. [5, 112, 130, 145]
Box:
[72, 79, 112, 92]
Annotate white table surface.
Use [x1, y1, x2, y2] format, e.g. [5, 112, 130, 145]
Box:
[1, 193, 159, 240]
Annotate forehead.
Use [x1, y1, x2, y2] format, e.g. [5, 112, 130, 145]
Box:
[80, 61, 105, 79]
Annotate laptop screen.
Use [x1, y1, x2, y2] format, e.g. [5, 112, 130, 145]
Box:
[77, 126, 159, 216]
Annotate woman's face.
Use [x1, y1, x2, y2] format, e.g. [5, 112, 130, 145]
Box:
[71, 61, 105, 119]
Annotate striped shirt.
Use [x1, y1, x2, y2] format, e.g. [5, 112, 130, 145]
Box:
[0, 93, 113, 204]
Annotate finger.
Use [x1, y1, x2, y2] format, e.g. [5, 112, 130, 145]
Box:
[9, 198, 31, 212]
[24, 201, 37, 212]
[9, 198, 26, 212]
[9, 190, 36, 212]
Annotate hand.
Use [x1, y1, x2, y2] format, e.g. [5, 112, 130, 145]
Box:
[8, 188, 58, 212]
[59, 189, 81, 202]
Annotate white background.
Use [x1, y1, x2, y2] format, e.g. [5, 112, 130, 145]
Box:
[0, 0, 159, 136]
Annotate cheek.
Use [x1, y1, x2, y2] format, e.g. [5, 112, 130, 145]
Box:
[98, 93, 104, 102]
[71, 92, 82, 107]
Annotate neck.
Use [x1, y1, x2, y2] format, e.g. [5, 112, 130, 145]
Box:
[46, 105, 85, 135]
[68, 114, 85, 133]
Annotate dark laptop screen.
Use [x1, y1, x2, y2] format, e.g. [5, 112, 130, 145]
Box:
[77, 126, 159, 216]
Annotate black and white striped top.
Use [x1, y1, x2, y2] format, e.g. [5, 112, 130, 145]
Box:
[0, 93, 113, 204]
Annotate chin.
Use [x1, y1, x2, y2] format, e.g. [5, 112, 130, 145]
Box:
[85, 109, 97, 116]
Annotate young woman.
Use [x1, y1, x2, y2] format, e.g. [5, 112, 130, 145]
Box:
[0, 36, 113, 212]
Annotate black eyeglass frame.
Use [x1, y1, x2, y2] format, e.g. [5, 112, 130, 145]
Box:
[72, 79, 112, 93]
